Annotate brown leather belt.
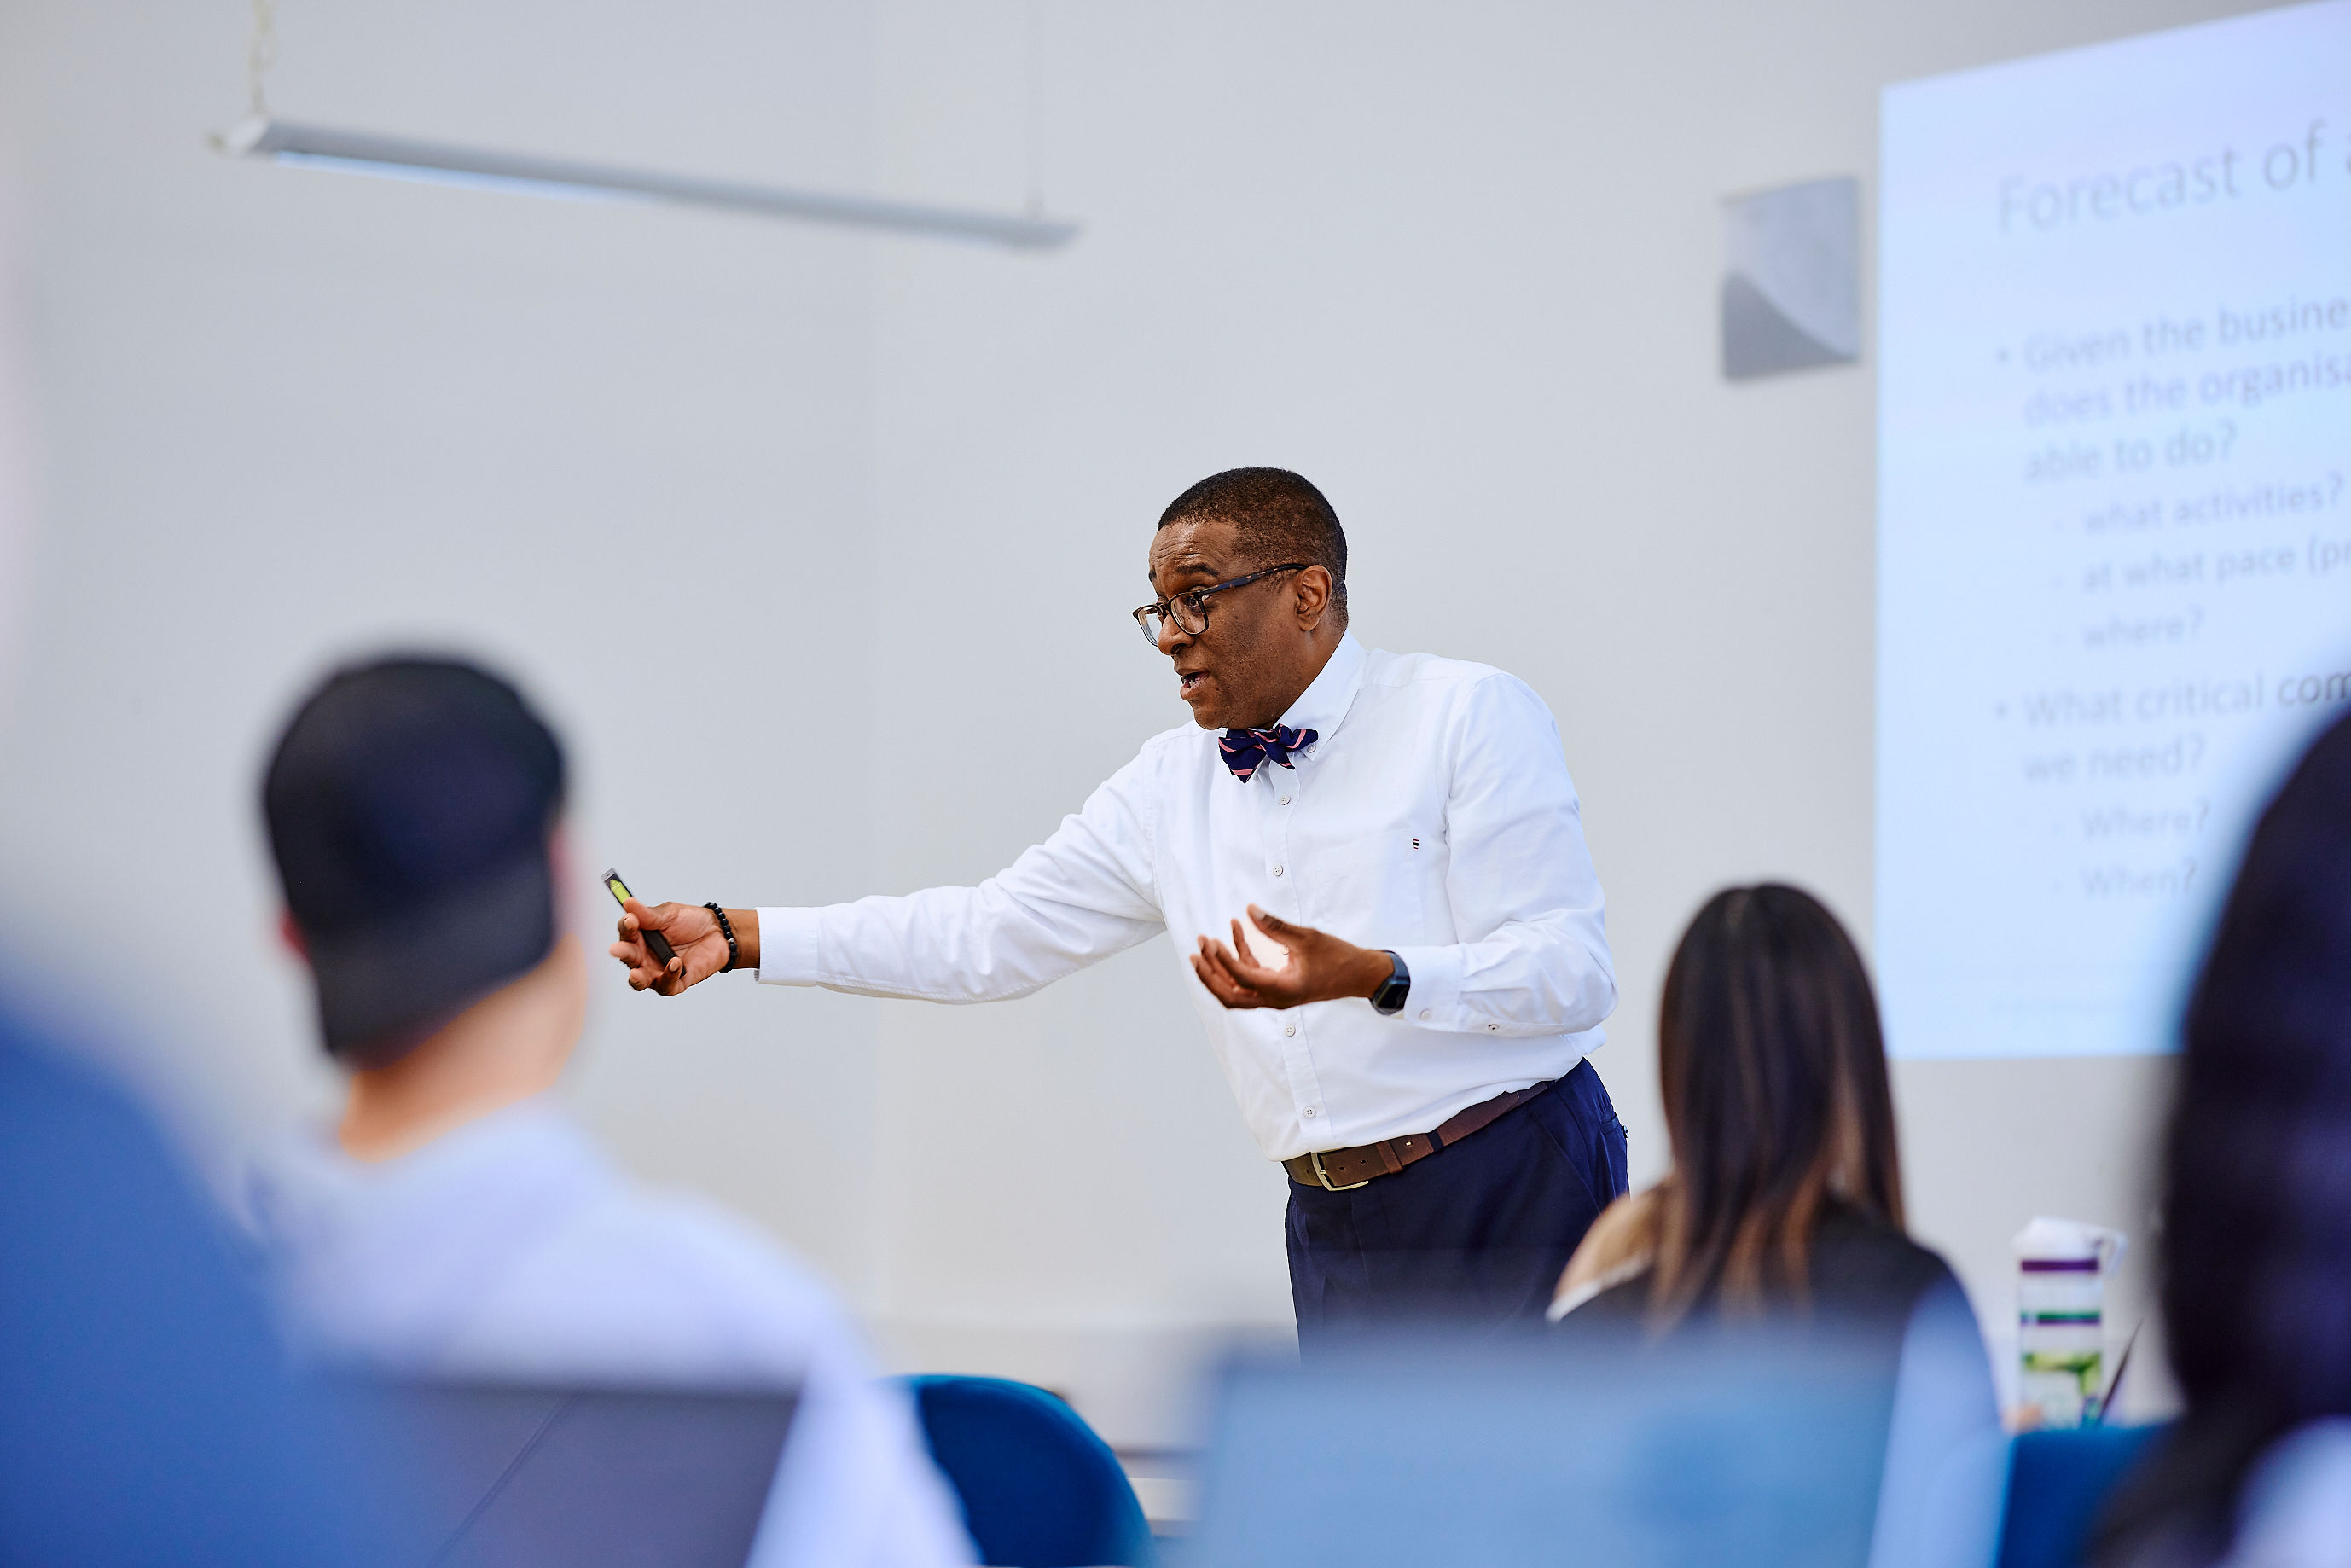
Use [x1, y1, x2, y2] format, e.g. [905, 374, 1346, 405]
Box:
[1282, 1081, 1553, 1192]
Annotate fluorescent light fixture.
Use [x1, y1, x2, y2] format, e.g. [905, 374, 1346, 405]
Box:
[213, 116, 1078, 250]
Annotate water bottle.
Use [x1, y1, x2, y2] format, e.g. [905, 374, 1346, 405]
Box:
[2013, 1216, 2126, 1427]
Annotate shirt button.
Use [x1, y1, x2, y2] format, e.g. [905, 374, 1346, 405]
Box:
[1487, 1023, 1499, 1031]
[1419, 1008, 1432, 1021]
[1278, 794, 1292, 805]
[1271, 864, 1284, 877]
[1283, 1022, 1297, 1037]
[1303, 1106, 1318, 1119]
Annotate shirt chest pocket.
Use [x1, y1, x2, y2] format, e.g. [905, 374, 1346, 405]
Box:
[1301, 827, 1432, 947]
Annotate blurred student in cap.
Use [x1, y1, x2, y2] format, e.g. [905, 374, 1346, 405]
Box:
[243, 656, 974, 1568]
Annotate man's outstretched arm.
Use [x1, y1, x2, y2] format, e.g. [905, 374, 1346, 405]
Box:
[610, 749, 1164, 1002]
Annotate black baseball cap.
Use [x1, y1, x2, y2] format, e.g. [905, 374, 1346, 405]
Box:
[263, 657, 566, 1067]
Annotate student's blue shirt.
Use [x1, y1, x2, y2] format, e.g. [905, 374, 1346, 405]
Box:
[0, 1008, 389, 1565]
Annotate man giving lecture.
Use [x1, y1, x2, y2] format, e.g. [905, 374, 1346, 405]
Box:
[613, 467, 1628, 1340]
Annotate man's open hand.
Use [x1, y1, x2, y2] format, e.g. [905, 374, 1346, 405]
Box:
[610, 900, 737, 996]
[1191, 905, 1393, 1011]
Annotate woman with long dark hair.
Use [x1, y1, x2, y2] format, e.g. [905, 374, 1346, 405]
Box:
[2097, 712, 2351, 1568]
[1550, 883, 1945, 1328]
[1552, 883, 2003, 1568]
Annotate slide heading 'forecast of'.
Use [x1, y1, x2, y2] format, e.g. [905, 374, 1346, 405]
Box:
[1877, 1, 2351, 1059]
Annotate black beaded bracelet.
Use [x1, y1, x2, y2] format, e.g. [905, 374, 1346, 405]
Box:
[705, 903, 740, 974]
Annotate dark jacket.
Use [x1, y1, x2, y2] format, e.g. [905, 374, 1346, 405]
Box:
[1559, 1200, 1959, 1347]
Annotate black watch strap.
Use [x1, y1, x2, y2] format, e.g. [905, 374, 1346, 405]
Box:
[1370, 950, 1411, 1016]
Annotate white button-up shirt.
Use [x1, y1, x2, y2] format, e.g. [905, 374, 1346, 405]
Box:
[758, 634, 1615, 1161]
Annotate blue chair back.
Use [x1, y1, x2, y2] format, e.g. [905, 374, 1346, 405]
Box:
[1995, 1424, 2166, 1568]
[903, 1374, 1156, 1568]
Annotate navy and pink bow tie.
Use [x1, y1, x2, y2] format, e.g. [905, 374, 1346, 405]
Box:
[1219, 724, 1319, 781]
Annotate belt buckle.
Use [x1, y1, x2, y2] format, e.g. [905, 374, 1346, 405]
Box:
[1309, 1150, 1371, 1193]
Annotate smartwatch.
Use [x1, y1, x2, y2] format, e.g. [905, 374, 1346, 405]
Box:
[1369, 950, 1412, 1016]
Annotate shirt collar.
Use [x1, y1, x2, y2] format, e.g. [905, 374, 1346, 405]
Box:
[1275, 632, 1367, 741]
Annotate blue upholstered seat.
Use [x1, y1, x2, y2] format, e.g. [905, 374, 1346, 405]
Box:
[1995, 1424, 2166, 1568]
[903, 1374, 1157, 1568]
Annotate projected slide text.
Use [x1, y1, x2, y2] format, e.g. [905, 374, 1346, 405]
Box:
[1878, 3, 2351, 1057]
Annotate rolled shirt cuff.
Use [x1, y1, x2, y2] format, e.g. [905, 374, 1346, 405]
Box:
[1385, 944, 1465, 1030]
[752, 906, 822, 985]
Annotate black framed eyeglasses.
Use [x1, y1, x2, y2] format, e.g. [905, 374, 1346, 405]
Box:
[1132, 563, 1311, 646]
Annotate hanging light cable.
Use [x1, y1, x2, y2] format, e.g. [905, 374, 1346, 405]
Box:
[247, 0, 277, 118]
[212, 6, 1078, 250]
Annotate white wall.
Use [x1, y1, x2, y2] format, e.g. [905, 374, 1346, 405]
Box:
[858, 0, 2280, 1434]
[0, 0, 2284, 1452]
[0, 0, 892, 1290]
[0, 119, 32, 716]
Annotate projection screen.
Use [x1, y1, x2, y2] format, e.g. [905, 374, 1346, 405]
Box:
[1877, 0, 2351, 1058]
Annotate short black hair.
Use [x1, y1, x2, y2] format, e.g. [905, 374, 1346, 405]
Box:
[1157, 467, 1348, 623]
[263, 656, 566, 1067]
